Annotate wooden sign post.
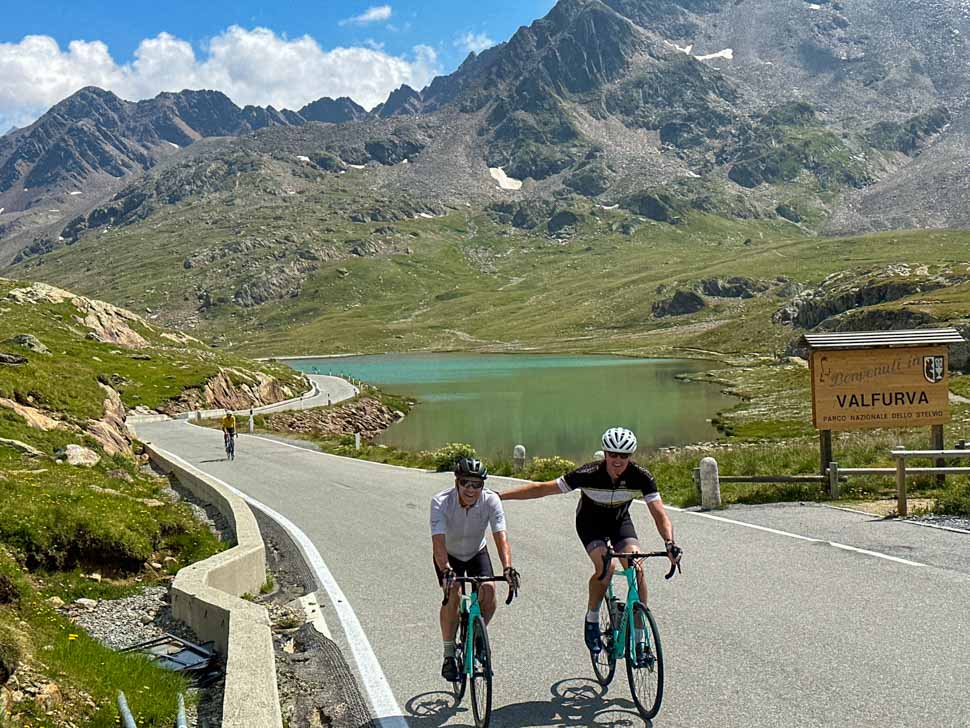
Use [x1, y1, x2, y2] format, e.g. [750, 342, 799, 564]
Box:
[802, 329, 966, 478]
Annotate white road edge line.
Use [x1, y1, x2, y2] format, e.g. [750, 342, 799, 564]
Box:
[662, 506, 928, 567]
[159, 447, 408, 727]
[242, 430, 440, 475]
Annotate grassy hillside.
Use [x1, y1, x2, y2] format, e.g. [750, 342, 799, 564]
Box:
[0, 278, 305, 726]
[15, 176, 970, 361]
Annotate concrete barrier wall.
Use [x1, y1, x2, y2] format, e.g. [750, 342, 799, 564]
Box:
[126, 414, 172, 425]
[145, 443, 283, 728]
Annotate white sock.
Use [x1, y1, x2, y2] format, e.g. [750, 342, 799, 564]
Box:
[443, 640, 455, 658]
[635, 627, 646, 644]
[586, 608, 600, 623]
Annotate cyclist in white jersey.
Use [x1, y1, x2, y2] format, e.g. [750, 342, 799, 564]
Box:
[499, 427, 682, 655]
[430, 457, 519, 681]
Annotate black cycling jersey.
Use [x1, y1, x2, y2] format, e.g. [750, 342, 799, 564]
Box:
[557, 460, 660, 511]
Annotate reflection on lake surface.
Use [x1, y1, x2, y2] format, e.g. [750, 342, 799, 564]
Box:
[287, 353, 734, 465]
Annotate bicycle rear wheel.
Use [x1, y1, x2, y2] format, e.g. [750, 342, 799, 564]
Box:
[625, 601, 664, 720]
[469, 615, 492, 727]
[591, 597, 617, 686]
[452, 619, 467, 703]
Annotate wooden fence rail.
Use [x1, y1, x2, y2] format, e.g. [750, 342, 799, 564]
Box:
[694, 447, 970, 516]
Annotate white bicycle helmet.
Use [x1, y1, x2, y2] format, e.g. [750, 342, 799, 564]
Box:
[601, 427, 637, 454]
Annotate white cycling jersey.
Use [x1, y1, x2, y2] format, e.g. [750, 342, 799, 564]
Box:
[430, 487, 506, 561]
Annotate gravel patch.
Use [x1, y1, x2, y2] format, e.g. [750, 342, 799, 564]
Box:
[905, 514, 970, 532]
[252, 508, 374, 728]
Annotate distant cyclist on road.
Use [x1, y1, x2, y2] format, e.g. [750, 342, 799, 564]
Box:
[499, 427, 681, 656]
[221, 410, 236, 455]
[431, 457, 519, 682]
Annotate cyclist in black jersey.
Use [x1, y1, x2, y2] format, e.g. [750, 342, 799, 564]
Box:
[499, 427, 682, 654]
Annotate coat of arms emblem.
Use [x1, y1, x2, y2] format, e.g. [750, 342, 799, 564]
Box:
[923, 355, 945, 383]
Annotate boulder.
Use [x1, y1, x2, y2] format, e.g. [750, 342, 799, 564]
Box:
[55, 445, 101, 467]
[0, 353, 27, 366]
[547, 210, 581, 234]
[653, 290, 706, 317]
[6, 334, 48, 354]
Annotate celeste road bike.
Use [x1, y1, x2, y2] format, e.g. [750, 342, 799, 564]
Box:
[591, 547, 680, 721]
[442, 575, 517, 728]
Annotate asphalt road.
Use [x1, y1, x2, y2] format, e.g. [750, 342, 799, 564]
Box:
[137, 408, 970, 728]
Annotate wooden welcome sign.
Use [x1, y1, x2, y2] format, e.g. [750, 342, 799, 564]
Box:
[810, 345, 950, 430]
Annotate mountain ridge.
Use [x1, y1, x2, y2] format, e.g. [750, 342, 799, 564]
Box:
[4, 0, 970, 350]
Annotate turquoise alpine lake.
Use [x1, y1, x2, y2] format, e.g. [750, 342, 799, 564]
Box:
[286, 353, 735, 465]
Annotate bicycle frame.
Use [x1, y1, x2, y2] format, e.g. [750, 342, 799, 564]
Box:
[442, 576, 515, 677]
[457, 585, 483, 677]
[603, 562, 645, 662]
[599, 549, 678, 661]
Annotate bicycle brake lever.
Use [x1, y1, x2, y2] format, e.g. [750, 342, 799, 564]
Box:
[664, 561, 682, 580]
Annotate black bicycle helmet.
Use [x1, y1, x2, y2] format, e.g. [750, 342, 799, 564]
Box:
[454, 457, 488, 480]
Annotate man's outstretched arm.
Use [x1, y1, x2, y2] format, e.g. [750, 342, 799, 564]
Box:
[498, 480, 562, 500]
[493, 530, 512, 570]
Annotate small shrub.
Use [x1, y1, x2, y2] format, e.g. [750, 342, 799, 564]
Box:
[934, 479, 970, 517]
[524, 456, 576, 482]
[428, 443, 478, 472]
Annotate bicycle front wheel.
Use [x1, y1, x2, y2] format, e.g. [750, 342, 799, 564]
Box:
[625, 602, 664, 720]
[469, 615, 492, 728]
[591, 597, 617, 686]
[452, 619, 467, 704]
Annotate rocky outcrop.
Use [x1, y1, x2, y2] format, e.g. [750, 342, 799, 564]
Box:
[85, 384, 132, 456]
[264, 397, 398, 439]
[0, 438, 44, 457]
[699, 277, 768, 299]
[773, 268, 958, 328]
[653, 290, 706, 317]
[815, 308, 938, 332]
[0, 398, 69, 432]
[156, 369, 301, 415]
[5, 282, 150, 348]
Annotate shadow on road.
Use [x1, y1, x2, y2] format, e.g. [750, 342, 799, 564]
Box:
[197, 458, 226, 464]
[403, 677, 649, 727]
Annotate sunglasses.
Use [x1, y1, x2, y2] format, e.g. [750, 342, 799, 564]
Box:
[605, 451, 630, 460]
[459, 479, 485, 490]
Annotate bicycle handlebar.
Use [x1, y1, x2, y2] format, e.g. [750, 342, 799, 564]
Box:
[441, 575, 517, 607]
[597, 548, 682, 582]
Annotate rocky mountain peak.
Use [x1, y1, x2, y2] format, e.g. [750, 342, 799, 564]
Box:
[375, 85, 423, 118]
[299, 96, 368, 124]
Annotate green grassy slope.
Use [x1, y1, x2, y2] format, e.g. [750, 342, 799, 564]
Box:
[0, 278, 305, 725]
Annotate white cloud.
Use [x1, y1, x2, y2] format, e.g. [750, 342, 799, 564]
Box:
[0, 26, 440, 131]
[455, 32, 496, 55]
[339, 5, 393, 26]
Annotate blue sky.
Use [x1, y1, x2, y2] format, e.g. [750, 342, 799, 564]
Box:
[0, 0, 557, 131]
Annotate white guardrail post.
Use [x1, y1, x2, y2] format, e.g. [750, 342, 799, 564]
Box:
[699, 457, 721, 510]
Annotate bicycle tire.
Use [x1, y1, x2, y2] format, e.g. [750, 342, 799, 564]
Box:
[591, 597, 618, 686]
[452, 618, 467, 703]
[625, 601, 664, 720]
[469, 615, 492, 728]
